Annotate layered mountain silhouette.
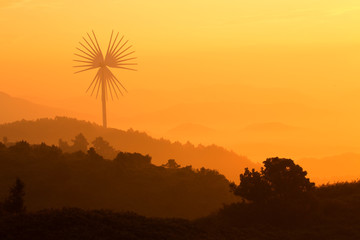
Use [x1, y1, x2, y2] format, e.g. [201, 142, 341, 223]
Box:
[2, 89, 354, 163]
[0, 92, 74, 124]
[3, 90, 359, 183]
[0, 117, 258, 181]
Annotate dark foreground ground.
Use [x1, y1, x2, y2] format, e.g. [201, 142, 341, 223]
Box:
[1, 141, 360, 239]
[1, 195, 360, 240]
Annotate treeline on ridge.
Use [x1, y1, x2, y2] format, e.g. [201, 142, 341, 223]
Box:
[0, 117, 258, 181]
[2, 154, 360, 239]
[0, 140, 237, 219]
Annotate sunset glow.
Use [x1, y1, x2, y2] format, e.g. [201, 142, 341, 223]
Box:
[1, 0, 360, 183]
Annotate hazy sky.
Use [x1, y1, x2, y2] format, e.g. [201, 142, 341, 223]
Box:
[1, 0, 360, 166]
[1, 0, 360, 96]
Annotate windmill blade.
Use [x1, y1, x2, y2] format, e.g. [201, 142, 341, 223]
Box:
[109, 75, 125, 95]
[110, 35, 124, 56]
[112, 40, 129, 58]
[73, 64, 94, 68]
[91, 76, 101, 96]
[114, 45, 132, 60]
[108, 76, 121, 98]
[96, 74, 102, 99]
[106, 47, 137, 69]
[113, 66, 137, 71]
[79, 42, 97, 58]
[92, 30, 103, 56]
[118, 63, 137, 66]
[108, 70, 128, 92]
[105, 67, 123, 98]
[117, 57, 137, 63]
[89, 77, 100, 96]
[105, 30, 114, 57]
[112, 77, 124, 96]
[103, 75, 108, 101]
[109, 32, 120, 55]
[104, 31, 119, 67]
[106, 31, 120, 58]
[74, 53, 94, 62]
[103, 67, 118, 100]
[74, 66, 98, 74]
[86, 70, 100, 93]
[95, 68, 104, 99]
[76, 47, 95, 60]
[74, 31, 136, 102]
[87, 32, 101, 55]
[102, 68, 110, 101]
[105, 34, 126, 68]
[105, 74, 114, 101]
[117, 51, 135, 61]
[82, 36, 99, 57]
[75, 32, 104, 72]
[74, 59, 93, 64]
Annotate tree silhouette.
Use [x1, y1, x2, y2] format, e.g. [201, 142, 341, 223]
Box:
[58, 138, 70, 152]
[72, 133, 89, 152]
[87, 147, 104, 161]
[3, 178, 26, 214]
[9, 141, 31, 155]
[162, 159, 181, 169]
[59, 133, 89, 153]
[2, 136, 8, 145]
[231, 168, 271, 203]
[262, 157, 315, 200]
[232, 157, 315, 204]
[92, 136, 117, 159]
[114, 152, 152, 168]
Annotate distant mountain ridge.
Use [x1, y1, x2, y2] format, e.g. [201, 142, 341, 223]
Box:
[0, 117, 258, 181]
[0, 91, 72, 124]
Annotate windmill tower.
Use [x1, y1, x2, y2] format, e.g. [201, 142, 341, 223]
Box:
[74, 31, 136, 128]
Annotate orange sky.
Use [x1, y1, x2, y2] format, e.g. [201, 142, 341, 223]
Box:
[1, 0, 360, 96]
[1, 0, 360, 181]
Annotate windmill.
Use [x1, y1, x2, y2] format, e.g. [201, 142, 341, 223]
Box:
[74, 30, 136, 128]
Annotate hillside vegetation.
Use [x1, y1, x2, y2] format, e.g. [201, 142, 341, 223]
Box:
[0, 117, 258, 181]
[0, 141, 237, 219]
[2, 162, 360, 239]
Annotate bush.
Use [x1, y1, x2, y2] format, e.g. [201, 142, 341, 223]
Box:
[231, 157, 315, 204]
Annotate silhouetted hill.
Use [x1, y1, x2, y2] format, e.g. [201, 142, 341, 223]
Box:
[1, 143, 360, 239]
[0, 117, 258, 181]
[0, 209, 207, 240]
[3, 181, 360, 239]
[0, 208, 219, 240]
[0, 141, 237, 219]
[0, 92, 72, 124]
